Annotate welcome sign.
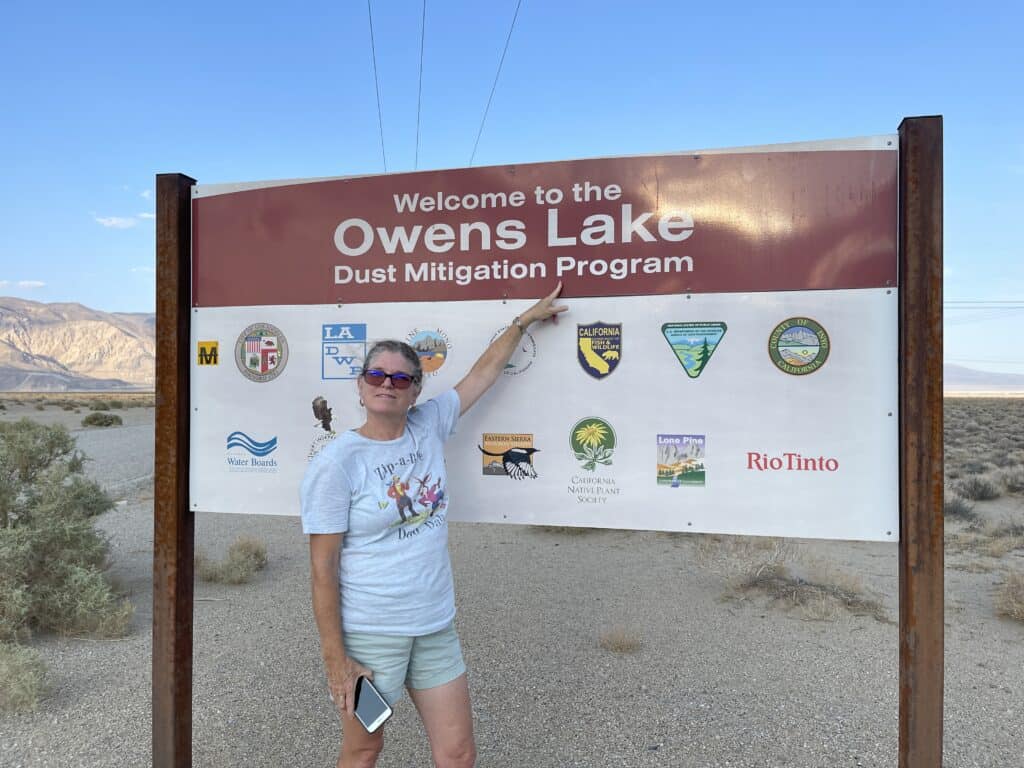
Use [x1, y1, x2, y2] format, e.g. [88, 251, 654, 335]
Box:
[189, 136, 898, 541]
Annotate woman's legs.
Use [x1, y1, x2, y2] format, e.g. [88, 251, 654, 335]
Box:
[337, 711, 384, 768]
[408, 673, 476, 768]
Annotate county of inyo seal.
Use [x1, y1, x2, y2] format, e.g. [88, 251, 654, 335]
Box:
[236, 323, 289, 382]
[768, 317, 829, 375]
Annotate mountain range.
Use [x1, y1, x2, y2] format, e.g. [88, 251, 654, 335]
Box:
[0, 297, 154, 391]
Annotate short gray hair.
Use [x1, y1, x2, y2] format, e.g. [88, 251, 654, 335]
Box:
[364, 340, 423, 384]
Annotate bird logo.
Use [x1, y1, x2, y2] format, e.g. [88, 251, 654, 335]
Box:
[478, 444, 540, 480]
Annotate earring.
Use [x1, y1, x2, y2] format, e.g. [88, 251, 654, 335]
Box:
[359, 397, 364, 407]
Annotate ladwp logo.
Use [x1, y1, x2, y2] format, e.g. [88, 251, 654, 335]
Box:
[225, 431, 279, 473]
[322, 323, 367, 380]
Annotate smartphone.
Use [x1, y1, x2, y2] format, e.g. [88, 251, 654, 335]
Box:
[353, 676, 393, 733]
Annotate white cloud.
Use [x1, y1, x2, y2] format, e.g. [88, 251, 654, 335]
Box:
[95, 215, 138, 229]
[137, 212, 156, 219]
[17, 280, 46, 288]
[0, 280, 9, 287]
[140, 189, 152, 200]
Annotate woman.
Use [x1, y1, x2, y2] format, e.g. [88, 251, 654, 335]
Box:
[300, 284, 567, 768]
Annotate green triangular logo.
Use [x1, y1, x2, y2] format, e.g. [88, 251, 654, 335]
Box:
[661, 322, 727, 379]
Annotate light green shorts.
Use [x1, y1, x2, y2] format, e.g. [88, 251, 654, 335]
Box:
[342, 622, 466, 705]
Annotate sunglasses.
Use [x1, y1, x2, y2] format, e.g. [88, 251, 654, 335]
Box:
[361, 368, 420, 390]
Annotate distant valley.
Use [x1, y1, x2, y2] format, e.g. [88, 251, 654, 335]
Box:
[0, 297, 154, 391]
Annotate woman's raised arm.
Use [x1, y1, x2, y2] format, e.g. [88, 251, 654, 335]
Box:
[455, 282, 568, 415]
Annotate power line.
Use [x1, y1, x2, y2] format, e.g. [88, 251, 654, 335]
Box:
[366, 0, 387, 172]
[469, 0, 523, 166]
[415, 0, 426, 170]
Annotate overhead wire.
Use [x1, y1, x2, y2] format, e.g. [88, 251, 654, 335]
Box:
[469, 0, 524, 166]
[366, 0, 388, 172]
[415, 0, 427, 170]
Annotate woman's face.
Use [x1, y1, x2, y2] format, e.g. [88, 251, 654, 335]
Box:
[358, 350, 420, 417]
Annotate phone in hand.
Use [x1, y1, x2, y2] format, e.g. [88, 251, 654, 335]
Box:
[353, 676, 393, 733]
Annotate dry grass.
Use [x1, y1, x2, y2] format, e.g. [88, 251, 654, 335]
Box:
[196, 536, 268, 584]
[995, 572, 1024, 622]
[0, 642, 47, 713]
[598, 627, 642, 653]
[695, 535, 889, 622]
[730, 563, 890, 623]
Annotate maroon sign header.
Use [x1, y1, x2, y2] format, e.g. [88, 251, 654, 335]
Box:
[192, 149, 897, 307]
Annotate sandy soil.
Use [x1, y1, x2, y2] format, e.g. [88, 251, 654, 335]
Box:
[1, 399, 1022, 767]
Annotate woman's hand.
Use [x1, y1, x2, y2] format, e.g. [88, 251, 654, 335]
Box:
[326, 655, 374, 719]
[520, 281, 569, 327]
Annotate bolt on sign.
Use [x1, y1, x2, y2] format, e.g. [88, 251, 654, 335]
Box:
[189, 135, 898, 541]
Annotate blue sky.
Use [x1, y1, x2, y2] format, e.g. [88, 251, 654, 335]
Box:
[1, 1, 1022, 372]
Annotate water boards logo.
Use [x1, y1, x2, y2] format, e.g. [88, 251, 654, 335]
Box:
[577, 323, 621, 379]
[197, 341, 219, 366]
[657, 434, 705, 487]
[570, 417, 615, 471]
[235, 323, 288, 382]
[661, 323, 726, 378]
[768, 317, 829, 375]
[225, 431, 279, 473]
[322, 323, 367, 380]
[408, 328, 451, 376]
[490, 326, 536, 376]
[479, 433, 538, 479]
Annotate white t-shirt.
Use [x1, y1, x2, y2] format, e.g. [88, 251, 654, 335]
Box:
[299, 389, 460, 635]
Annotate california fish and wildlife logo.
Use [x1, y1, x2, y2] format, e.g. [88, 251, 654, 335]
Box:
[407, 328, 452, 376]
[657, 434, 706, 487]
[577, 322, 621, 379]
[322, 323, 367, 380]
[236, 323, 288, 382]
[661, 322, 727, 378]
[570, 417, 615, 471]
[225, 431, 279, 473]
[768, 317, 830, 375]
[479, 433, 538, 479]
[490, 325, 536, 376]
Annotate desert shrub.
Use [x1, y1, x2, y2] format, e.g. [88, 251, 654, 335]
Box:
[598, 627, 642, 653]
[998, 468, 1024, 493]
[959, 460, 992, 475]
[0, 420, 128, 644]
[88, 400, 110, 412]
[81, 412, 122, 428]
[34, 404, 45, 411]
[62, 404, 75, 411]
[954, 475, 1003, 501]
[732, 564, 889, 623]
[196, 536, 268, 584]
[109, 400, 124, 410]
[0, 403, 6, 411]
[996, 572, 1024, 622]
[943, 494, 978, 522]
[0, 642, 47, 713]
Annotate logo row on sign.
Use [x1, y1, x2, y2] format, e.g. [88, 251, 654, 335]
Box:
[197, 317, 831, 381]
[226, 419, 840, 494]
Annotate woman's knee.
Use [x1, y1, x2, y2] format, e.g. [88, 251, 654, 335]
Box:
[433, 738, 476, 768]
[339, 730, 384, 768]
[340, 739, 383, 768]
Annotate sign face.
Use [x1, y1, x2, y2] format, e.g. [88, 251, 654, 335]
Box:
[189, 137, 899, 541]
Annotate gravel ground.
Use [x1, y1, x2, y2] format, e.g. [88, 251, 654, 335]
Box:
[1, 403, 1022, 767]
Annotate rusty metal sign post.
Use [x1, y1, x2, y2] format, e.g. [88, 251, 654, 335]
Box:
[152, 116, 944, 767]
